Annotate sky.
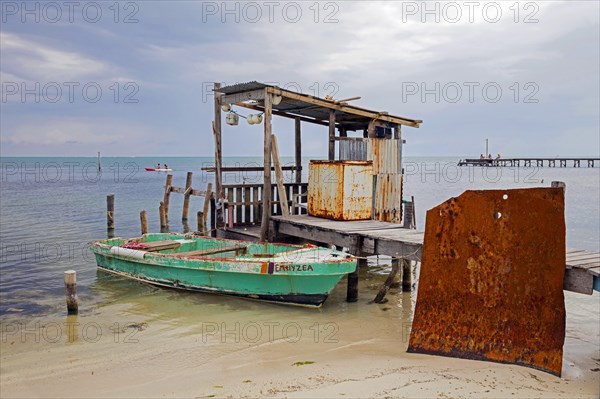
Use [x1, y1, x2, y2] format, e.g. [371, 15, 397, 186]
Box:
[1, 0, 599, 157]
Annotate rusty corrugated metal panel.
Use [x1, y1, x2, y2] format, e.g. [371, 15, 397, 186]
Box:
[374, 174, 403, 223]
[308, 161, 373, 220]
[408, 188, 566, 376]
[367, 139, 402, 174]
[339, 140, 368, 161]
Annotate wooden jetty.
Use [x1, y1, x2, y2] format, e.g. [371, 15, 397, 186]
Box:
[459, 157, 600, 168]
[200, 81, 599, 301]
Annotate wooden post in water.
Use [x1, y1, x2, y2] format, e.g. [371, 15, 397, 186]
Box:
[159, 201, 167, 232]
[271, 134, 290, 218]
[197, 211, 205, 234]
[295, 117, 302, 183]
[64, 270, 78, 314]
[402, 259, 413, 291]
[106, 194, 115, 238]
[182, 172, 193, 223]
[213, 82, 223, 202]
[259, 89, 273, 241]
[328, 110, 336, 161]
[202, 183, 213, 234]
[373, 258, 400, 303]
[347, 257, 363, 302]
[210, 194, 216, 237]
[140, 210, 148, 235]
[163, 174, 173, 227]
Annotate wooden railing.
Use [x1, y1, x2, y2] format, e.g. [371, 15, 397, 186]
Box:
[222, 182, 308, 226]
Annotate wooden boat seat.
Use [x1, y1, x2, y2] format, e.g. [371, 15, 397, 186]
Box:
[140, 240, 182, 252]
[175, 245, 249, 257]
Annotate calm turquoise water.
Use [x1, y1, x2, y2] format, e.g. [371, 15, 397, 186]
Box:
[1, 156, 598, 317]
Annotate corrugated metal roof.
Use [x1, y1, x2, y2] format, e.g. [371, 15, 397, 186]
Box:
[215, 81, 422, 127]
[216, 81, 272, 95]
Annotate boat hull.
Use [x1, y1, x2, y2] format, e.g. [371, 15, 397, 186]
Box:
[90, 234, 356, 307]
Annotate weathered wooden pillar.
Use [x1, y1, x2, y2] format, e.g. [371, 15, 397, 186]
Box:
[393, 124, 401, 139]
[197, 211, 205, 234]
[259, 89, 273, 241]
[328, 109, 336, 161]
[203, 183, 213, 234]
[213, 82, 223, 200]
[163, 174, 173, 226]
[106, 194, 115, 238]
[402, 259, 413, 291]
[182, 172, 193, 222]
[64, 270, 78, 314]
[159, 201, 167, 232]
[140, 210, 148, 235]
[210, 194, 216, 237]
[272, 134, 290, 218]
[295, 117, 302, 183]
[373, 258, 400, 303]
[347, 257, 364, 302]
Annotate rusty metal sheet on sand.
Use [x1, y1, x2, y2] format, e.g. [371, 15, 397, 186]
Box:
[408, 188, 566, 376]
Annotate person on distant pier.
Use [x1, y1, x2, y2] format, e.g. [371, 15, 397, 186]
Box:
[480, 154, 484, 159]
[487, 154, 492, 159]
[157, 163, 161, 169]
[164, 164, 168, 170]
[496, 154, 501, 159]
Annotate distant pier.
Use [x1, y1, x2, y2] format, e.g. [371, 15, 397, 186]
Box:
[458, 157, 600, 168]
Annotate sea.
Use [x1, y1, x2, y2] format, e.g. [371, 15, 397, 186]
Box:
[0, 156, 598, 319]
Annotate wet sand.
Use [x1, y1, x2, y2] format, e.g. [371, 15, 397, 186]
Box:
[1, 271, 599, 398]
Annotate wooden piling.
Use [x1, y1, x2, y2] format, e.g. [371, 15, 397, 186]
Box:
[163, 174, 173, 226]
[159, 201, 167, 232]
[197, 211, 205, 234]
[295, 117, 302, 183]
[373, 258, 401, 303]
[328, 110, 336, 160]
[140, 210, 148, 235]
[106, 194, 115, 237]
[203, 183, 213, 233]
[271, 134, 290, 218]
[402, 259, 413, 291]
[64, 270, 78, 314]
[347, 257, 364, 302]
[210, 194, 216, 237]
[259, 90, 273, 241]
[182, 172, 193, 222]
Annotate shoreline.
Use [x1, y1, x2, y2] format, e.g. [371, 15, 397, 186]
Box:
[1, 282, 598, 398]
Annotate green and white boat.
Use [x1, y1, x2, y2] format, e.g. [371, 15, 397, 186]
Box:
[90, 233, 357, 307]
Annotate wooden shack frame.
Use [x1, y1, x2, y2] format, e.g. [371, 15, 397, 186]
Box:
[209, 81, 422, 243]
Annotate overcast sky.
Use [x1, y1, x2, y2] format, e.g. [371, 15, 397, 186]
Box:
[1, 1, 598, 157]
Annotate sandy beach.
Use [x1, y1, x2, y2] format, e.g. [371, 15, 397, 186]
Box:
[1, 275, 598, 399]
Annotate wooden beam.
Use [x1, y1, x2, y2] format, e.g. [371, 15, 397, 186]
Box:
[259, 90, 273, 241]
[201, 166, 300, 172]
[329, 109, 336, 160]
[271, 134, 290, 218]
[234, 101, 330, 126]
[393, 124, 401, 140]
[221, 89, 265, 106]
[213, 82, 223, 199]
[295, 117, 302, 183]
[267, 87, 421, 128]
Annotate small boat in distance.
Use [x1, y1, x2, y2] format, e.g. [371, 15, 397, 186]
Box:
[89, 233, 357, 307]
[145, 167, 173, 172]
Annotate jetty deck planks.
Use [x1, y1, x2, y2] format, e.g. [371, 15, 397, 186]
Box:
[269, 215, 599, 296]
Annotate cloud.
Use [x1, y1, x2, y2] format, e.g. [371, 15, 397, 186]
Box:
[0, 32, 112, 82]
